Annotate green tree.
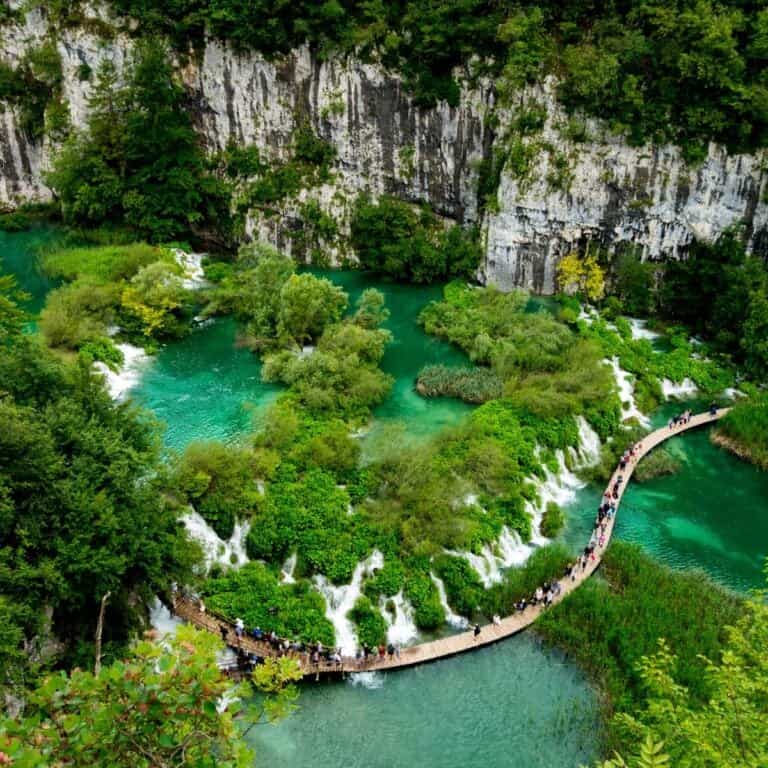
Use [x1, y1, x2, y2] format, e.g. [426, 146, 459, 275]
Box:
[277, 273, 348, 344]
[0, 626, 303, 767]
[47, 43, 229, 242]
[742, 289, 768, 378]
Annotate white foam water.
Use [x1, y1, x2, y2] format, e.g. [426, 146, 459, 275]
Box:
[379, 591, 418, 646]
[575, 416, 601, 466]
[280, 552, 297, 584]
[173, 249, 207, 290]
[181, 509, 250, 571]
[723, 387, 745, 400]
[93, 342, 152, 400]
[628, 318, 661, 341]
[149, 596, 183, 638]
[606, 357, 651, 426]
[314, 550, 384, 654]
[447, 525, 531, 588]
[661, 377, 698, 399]
[430, 573, 469, 628]
[348, 672, 384, 689]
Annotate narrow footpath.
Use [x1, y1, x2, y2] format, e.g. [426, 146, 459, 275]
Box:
[172, 408, 728, 677]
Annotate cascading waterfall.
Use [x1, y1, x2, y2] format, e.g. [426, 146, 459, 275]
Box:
[446, 525, 531, 588]
[149, 597, 183, 637]
[173, 248, 207, 289]
[430, 574, 469, 628]
[379, 591, 419, 646]
[661, 378, 698, 399]
[280, 552, 298, 584]
[181, 509, 250, 570]
[628, 318, 661, 341]
[607, 357, 651, 426]
[93, 342, 151, 401]
[314, 550, 384, 654]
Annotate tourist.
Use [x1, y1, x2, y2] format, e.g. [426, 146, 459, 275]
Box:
[198, 598, 206, 614]
[252, 626, 263, 640]
[395, 644, 401, 659]
[235, 617, 244, 638]
[492, 614, 501, 625]
[534, 586, 544, 604]
[378, 643, 387, 658]
[387, 643, 396, 657]
[219, 624, 228, 644]
[473, 623, 481, 639]
[710, 401, 718, 416]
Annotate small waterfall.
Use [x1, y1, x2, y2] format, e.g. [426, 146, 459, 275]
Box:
[149, 597, 183, 637]
[430, 573, 469, 628]
[93, 342, 151, 401]
[379, 591, 418, 646]
[606, 357, 651, 426]
[280, 552, 297, 584]
[173, 248, 207, 290]
[181, 509, 250, 570]
[628, 318, 660, 341]
[661, 377, 698, 399]
[575, 416, 601, 467]
[313, 550, 384, 654]
[447, 525, 531, 588]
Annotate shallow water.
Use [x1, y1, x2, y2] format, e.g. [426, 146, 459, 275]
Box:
[246, 634, 600, 768]
[131, 318, 282, 451]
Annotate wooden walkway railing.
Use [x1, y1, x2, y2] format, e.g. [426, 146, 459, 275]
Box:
[171, 408, 728, 677]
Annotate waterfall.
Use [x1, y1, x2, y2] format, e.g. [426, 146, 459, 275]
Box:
[180, 509, 250, 570]
[280, 552, 297, 584]
[628, 318, 661, 341]
[661, 377, 698, 399]
[313, 550, 384, 654]
[93, 342, 151, 401]
[606, 357, 651, 426]
[430, 573, 469, 629]
[149, 597, 183, 638]
[575, 416, 601, 466]
[173, 249, 207, 290]
[379, 591, 419, 646]
[446, 525, 531, 588]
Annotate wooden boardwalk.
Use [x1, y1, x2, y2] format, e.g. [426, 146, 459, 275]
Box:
[172, 408, 727, 677]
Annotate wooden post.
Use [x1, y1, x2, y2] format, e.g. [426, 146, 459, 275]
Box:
[94, 591, 111, 675]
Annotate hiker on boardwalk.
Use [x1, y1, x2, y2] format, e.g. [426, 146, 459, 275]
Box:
[473, 623, 481, 639]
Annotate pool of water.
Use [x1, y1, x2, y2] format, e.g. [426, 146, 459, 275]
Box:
[246, 634, 600, 768]
[561, 401, 768, 592]
[0, 225, 61, 316]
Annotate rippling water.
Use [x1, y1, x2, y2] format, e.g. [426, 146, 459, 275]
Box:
[246, 635, 600, 768]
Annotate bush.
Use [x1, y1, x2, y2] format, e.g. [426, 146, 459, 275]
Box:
[41, 243, 167, 282]
[540, 501, 564, 538]
[348, 596, 387, 648]
[716, 395, 768, 469]
[350, 194, 481, 283]
[203, 562, 335, 646]
[432, 554, 484, 617]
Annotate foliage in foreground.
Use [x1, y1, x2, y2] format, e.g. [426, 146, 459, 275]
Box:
[0, 626, 303, 767]
[538, 542, 745, 755]
[0, 279, 198, 689]
[416, 363, 503, 403]
[594, 568, 768, 768]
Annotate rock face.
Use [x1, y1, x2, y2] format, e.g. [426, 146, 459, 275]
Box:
[0, 11, 766, 292]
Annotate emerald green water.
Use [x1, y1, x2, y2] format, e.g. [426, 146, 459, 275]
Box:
[6, 231, 767, 765]
[0, 226, 60, 316]
[562, 401, 768, 592]
[131, 318, 283, 451]
[246, 636, 600, 768]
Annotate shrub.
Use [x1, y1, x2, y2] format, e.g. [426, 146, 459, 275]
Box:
[348, 596, 387, 648]
[540, 501, 564, 538]
[432, 554, 484, 617]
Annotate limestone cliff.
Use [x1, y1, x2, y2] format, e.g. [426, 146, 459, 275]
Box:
[0, 8, 766, 292]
